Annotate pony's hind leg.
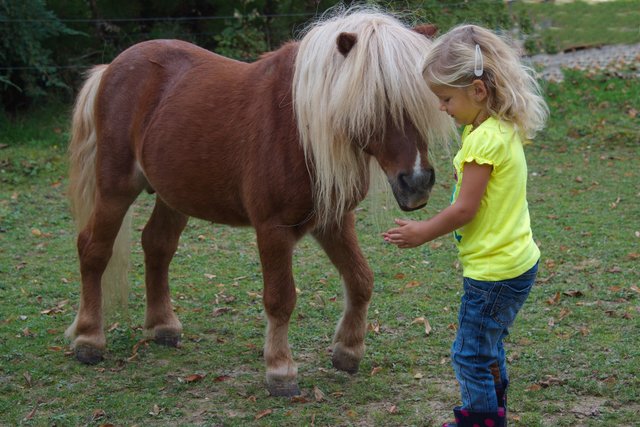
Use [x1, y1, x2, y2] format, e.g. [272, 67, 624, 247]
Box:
[71, 196, 136, 364]
[141, 197, 188, 347]
[255, 225, 301, 397]
[313, 212, 374, 374]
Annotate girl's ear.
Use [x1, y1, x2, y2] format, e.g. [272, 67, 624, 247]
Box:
[471, 79, 488, 102]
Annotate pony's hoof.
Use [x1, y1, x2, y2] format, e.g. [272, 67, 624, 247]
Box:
[266, 379, 301, 397]
[75, 344, 104, 365]
[154, 330, 181, 348]
[332, 344, 361, 374]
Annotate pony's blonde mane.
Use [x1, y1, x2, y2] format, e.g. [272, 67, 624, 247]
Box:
[293, 6, 454, 229]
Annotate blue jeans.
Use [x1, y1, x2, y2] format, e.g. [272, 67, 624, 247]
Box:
[451, 262, 538, 411]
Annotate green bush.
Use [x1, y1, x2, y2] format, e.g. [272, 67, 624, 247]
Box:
[0, 0, 81, 111]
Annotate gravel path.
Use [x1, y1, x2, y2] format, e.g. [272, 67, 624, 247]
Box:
[528, 42, 640, 82]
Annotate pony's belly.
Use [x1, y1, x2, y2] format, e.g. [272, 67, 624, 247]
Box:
[161, 191, 251, 226]
[142, 166, 251, 226]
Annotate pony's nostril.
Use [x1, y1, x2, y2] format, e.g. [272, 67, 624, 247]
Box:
[425, 168, 435, 187]
[398, 170, 435, 192]
[398, 173, 412, 191]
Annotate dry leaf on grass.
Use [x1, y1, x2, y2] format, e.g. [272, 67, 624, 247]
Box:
[255, 409, 273, 420]
[411, 316, 432, 335]
[313, 385, 326, 402]
[184, 373, 205, 383]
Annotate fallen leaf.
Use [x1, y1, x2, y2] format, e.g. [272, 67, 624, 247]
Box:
[387, 404, 398, 414]
[370, 366, 383, 376]
[546, 292, 561, 305]
[92, 409, 106, 421]
[213, 375, 231, 382]
[313, 385, 326, 402]
[129, 338, 151, 360]
[23, 371, 32, 387]
[23, 406, 37, 421]
[185, 374, 205, 383]
[411, 316, 432, 335]
[212, 307, 231, 317]
[255, 409, 273, 420]
[413, 372, 423, 379]
[562, 290, 583, 298]
[290, 395, 310, 404]
[149, 404, 161, 416]
[610, 196, 621, 209]
[40, 299, 69, 315]
[367, 321, 380, 334]
[558, 308, 571, 321]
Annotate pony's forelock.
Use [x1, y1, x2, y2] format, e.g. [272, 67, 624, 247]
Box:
[293, 6, 454, 229]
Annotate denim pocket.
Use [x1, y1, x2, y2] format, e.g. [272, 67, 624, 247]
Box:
[491, 283, 532, 327]
[490, 265, 537, 328]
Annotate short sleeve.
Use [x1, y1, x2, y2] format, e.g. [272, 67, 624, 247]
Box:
[459, 126, 507, 171]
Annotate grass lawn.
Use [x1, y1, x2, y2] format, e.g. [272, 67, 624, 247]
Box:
[512, 0, 640, 52]
[1, 67, 639, 426]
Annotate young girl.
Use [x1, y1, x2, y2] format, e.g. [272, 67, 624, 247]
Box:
[383, 24, 548, 427]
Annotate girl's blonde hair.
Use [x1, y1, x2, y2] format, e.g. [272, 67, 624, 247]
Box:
[423, 24, 548, 139]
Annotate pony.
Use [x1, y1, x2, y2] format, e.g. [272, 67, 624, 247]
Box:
[65, 7, 453, 396]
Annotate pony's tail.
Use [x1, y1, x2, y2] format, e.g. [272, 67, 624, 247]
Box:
[66, 65, 131, 335]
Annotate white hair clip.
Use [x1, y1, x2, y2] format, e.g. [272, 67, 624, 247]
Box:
[474, 44, 483, 77]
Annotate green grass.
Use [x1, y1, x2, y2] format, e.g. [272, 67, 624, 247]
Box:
[1, 70, 638, 426]
[513, 0, 640, 53]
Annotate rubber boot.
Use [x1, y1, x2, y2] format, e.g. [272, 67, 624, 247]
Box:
[442, 406, 507, 427]
[496, 379, 508, 419]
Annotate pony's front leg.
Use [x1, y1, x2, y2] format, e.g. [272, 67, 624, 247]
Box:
[256, 226, 300, 397]
[141, 198, 188, 346]
[313, 212, 374, 374]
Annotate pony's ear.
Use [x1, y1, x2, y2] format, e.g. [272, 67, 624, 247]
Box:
[413, 24, 438, 39]
[336, 32, 358, 57]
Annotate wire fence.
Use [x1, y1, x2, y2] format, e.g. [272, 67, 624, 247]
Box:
[0, 1, 521, 73]
[1, 1, 515, 23]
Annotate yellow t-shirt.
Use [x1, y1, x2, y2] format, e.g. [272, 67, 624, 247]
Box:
[452, 117, 540, 281]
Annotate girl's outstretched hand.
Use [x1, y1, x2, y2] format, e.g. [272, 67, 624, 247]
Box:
[382, 218, 427, 249]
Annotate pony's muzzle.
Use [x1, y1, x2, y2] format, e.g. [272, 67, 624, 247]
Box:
[391, 168, 435, 211]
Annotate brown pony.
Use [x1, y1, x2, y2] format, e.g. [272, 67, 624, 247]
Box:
[65, 7, 453, 396]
